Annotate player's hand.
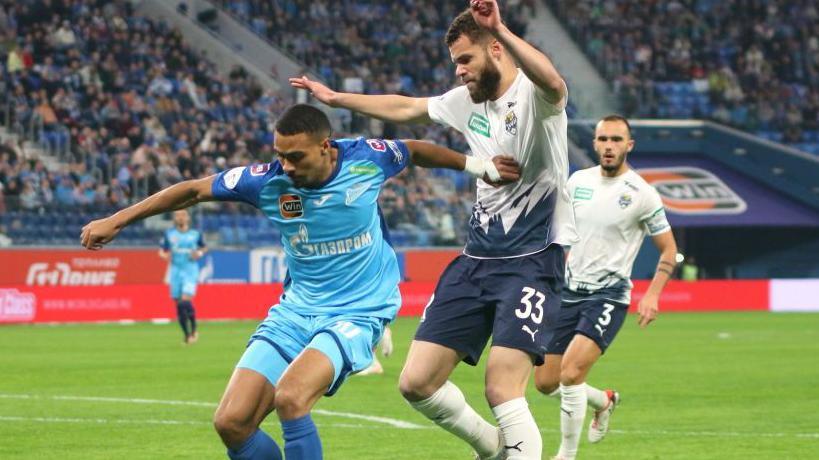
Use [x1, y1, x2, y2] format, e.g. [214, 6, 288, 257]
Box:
[485, 155, 521, 187]
[380, 327, 393, 357]
[637, 294, 659, 328]
[190, 249, 203, 261]
[80, 217, 122, 250]
[470, 0, 503, 33]
[289, 75, 337, 106]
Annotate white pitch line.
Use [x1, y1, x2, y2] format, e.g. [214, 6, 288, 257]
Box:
[0, 393, 428, 429]
[2, 393, 816, 439]
[0, 415, 372, 430]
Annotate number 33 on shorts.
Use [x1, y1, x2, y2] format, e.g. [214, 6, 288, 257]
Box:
[517, 286, 545, 341]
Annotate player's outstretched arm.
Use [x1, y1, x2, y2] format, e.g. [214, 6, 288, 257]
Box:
[637, 230, 678, 328]
[470, 0, 567, 105]
[289, 75, 431, 124]
[403, 139, 520, 187]
[81, 176, 216, 250]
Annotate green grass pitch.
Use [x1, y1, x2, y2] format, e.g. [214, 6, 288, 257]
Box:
[1, 312, 817, 459]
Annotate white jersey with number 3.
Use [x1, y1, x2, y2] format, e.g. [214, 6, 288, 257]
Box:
[564, 166, 671, 303]
[428, 69, 572, 258]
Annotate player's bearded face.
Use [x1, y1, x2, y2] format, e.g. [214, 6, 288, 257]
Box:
[468, 54, 502, 103]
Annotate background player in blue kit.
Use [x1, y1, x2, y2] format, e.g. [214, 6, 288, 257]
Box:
[80, 104, 520, 460]
[159, 209, 206, 344]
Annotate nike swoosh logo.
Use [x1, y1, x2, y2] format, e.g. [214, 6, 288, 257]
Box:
[345, 183, 369, 206]
[313, 194, 332, 206]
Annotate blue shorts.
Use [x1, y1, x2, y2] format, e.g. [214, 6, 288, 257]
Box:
[414, 245, 565, 366]
[546, 296, 629, 355]
[170, 269, 198, 299]
[236, 305, 385, 396]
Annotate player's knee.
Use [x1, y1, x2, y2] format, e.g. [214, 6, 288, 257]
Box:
[534, 376, 559, 396]
[398, 370, 437, 402]
[484, 381, 523, 407]
[559, 359, 587, 386]
[274, 385, 310, 419]
[212, 409, 253, 446]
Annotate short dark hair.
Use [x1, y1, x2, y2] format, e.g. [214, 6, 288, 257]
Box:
[600, 114, 632, 137]
[445, 9, 491, 47]
[275, 104, 331, 138]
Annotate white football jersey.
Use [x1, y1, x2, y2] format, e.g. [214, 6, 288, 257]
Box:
[563, 166, 671, 303]
[428, 69, 572, 258]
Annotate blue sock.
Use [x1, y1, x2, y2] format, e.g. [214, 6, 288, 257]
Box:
[282, 414, 322, 460]
[227, 428, 282, 460]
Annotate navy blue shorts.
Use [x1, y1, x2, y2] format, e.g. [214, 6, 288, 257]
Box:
[545, 296, 629, 355]
[414, 245, 564, 366]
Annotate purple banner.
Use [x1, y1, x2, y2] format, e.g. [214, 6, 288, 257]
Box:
[629, 156, 819, 227]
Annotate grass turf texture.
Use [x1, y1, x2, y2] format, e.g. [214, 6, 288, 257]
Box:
[1, 312, 817, 459]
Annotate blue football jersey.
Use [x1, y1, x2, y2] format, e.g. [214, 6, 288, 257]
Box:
[211, 138, 410, 319]
[161, 228, 205, 271]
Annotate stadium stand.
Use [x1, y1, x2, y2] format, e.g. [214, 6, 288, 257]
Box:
[546, 0, 819, 154]
[0, 0, 474, 247]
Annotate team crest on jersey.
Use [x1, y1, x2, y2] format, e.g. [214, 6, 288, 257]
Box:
[618, 193, 633, 209]
[250, 164, 270, 176]
[366, 139, 387, 152]
[279, 194, 304, 219]
[505, 110, 518, 136]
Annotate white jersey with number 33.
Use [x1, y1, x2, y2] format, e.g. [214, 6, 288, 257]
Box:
[564, 166, 671, 302]
[428, 69, 572, 258]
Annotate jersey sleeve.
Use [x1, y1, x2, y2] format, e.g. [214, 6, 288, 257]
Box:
[523, 74, 567, 118]
[557, 173, 580, 246]
[160, 231, 170, 251]
[427, 86, 470, 132]
[196, 231, 206, 248]
[640, 187, 671, 236]
[357, 138, 410, 180]
[211, 164, 277, 207]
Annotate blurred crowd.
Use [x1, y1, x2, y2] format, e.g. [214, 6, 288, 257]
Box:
[0, 0, 479, 246]
[548, 0, 819, 143]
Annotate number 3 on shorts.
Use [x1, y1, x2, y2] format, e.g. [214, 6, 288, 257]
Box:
[516, 287, 545, 324]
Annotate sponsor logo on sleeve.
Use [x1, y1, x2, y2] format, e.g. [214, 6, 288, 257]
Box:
[250, 164, 271, 176]
[366, 139, 387, 152]
[223, 167, 246, 190]
[468, 112, 491, 138]
[638, 167, 747, 215]
[385, 140, 404, 164]
[279, 194, 304, 218]
[574, 187, 594, 200]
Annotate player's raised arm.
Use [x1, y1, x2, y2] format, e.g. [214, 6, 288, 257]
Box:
[289, 75, 431, 124]
[81, 175, 216, 250]
[637, 230, 678, 328]
[403, 139, 521, 187]
[470, 0, 567, 105]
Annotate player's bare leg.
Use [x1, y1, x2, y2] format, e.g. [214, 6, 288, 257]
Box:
[485, 346, 541, 460]
[534, 354, 564, 397]
[274, 348, 335, 459]
[399, 340, 502, 459]
[555, 335, 603, 460]
[213, 368, 281, 459]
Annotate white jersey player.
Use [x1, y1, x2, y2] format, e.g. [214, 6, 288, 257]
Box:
[534, 115, 679, 460]
[291, 1, 570, 458]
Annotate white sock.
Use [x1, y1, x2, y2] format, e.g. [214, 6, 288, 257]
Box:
[491, 397, 542, 460]
[586, 384, 608, 411]
[409, 381, 500, 457]
[558, 383, 587, 460]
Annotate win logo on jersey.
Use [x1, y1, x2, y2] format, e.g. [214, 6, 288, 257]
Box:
[279, 194, 304, 218]
[638, 167, 747, 215]
[468, 112, 491, 138]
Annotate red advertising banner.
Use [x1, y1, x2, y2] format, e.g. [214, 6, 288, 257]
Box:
[0, 280, 770, 325]
[0, 249, 167, 286]
[403, 250, 459, 282]
[630, 280, 769, 312]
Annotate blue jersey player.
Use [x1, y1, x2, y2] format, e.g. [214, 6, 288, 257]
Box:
[80, 104, 520, 460]
[159, 209, 206, 344]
